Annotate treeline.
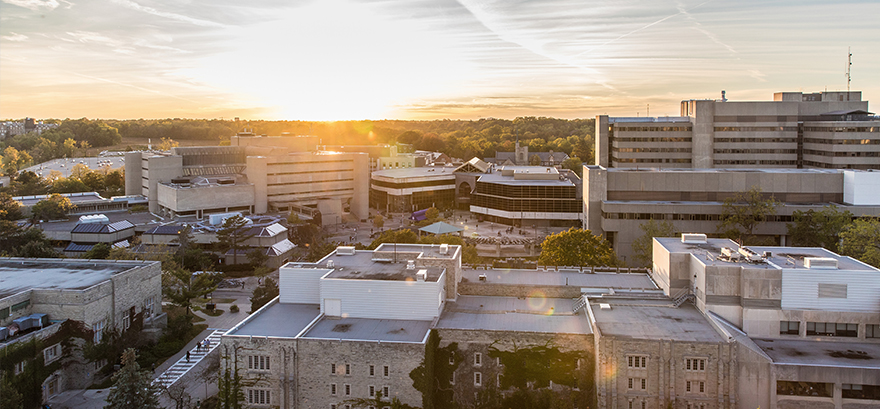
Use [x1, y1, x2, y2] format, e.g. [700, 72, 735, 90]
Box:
[1, 166, 124, 198]
[13, 117, 596, 162]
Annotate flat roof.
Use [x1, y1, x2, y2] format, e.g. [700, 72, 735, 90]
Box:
[656, 238, 879, 272]
[607, 167, 842, 174]
[14, 192, 109, 207]
[0, 258, 157, 299]
[589, 299, 725, 342]
[477, 171, 574, 187]
[436, 295, 592, 335]
[227, 302, 320, 338]
[303, 317, 432, 343]
[462, 269, 657, 289]
[753, 338, 880, 369]
[22, 157, 124, 179]
[288, 252, 443, 282]
[38, 211, 160, 233]
[371, 167, 456, 179]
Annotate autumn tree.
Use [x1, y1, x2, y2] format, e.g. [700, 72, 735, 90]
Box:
[538, 228, 618, 267]
[30, 193, 75, 222]
[631, 219, 675, 267]
[0, 192, 23, 221]
[839, 217, 880, 268]
[717, 186, 779, 245]
[1, 146, 32, 175]
[372, 214, 385, 229]
[786, 205, 853, 252]
[104, 349, 161, 409]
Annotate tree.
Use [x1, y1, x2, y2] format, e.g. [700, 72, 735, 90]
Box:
[786, 205, 853, 252]
[372, 214, 385, 229]
[158, 137, 180, 151]
[104, 348, 161, 409]
[11, 170, 48, 196]
[425, 207, 440, 222]
[538, 228, 618, 267]
[215, 215, 255, 265]
[0, 221, 59, 257]
[83, 242, 112, 259]
[0, 192, 23, 221]
[839, 217, 880, 268]
[217, 348, 245, 409]
[250, 277, 279, 312]
[529, 154, 542, 166]
[2, 146, 32, 175]
[164, 264, 218, 316]
[30, 193, 75, 222]
[368, 229, 418, 249]
[560, 157, 583, 177]
[631, 220, 675, 267]
[0, 376, 23, 409]
[287, 211, 301, 224]
[717, 186, 779, 245]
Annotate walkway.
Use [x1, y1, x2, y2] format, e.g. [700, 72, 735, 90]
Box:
[153, 328, 226, 389]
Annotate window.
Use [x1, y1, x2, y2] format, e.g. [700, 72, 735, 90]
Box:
[780, 321, 800, 335]
[818, 283, 847, 298]
[122, 313, 131, 331]
[345, 364, 351, 375]
[384, 365, 389, 377]
[842, 384, 880, 400]
[627, 355, 647, 368]
[331, 363, 337, 375]
[686, 381, 705, 393]
[369, 365, 375, 376]
[628, 378, 646, 390]
[144, 296, 155, 317]
[369, 385, 375, 397]
[867, 324, 880, 339]
[247, 389, 271, 405]
[248, 355, 270, 371]
[450, 372, 455, 385]
[448, 356, 454, 365]
[474, 353, 482, 366]
[14, 361, 25, 375]
[641, 401, 646, 409]
[685, 358, 706, 371]
[92, 320, 105, 343]
[345, 384, 351, 396]
[474, 372, 482, 387]
[777, 380, 832, 397]
[331, 383, 337, 395]
[497, 357, 503, 366]
[383, 386, 389, 398]
[806, 322, 858, 337]
[331, 405, 337, 409]
[43, 343, 60, 364]
[497, 374, 502, 388]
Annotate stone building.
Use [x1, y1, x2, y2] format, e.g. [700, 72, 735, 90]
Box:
[595, 91, 879, 170]
[0, 258, 162, 402]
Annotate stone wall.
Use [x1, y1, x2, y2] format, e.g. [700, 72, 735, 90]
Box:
[458, 282, 581, 298]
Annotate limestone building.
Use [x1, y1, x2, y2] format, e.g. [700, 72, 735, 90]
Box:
[595, 91, 879, 170]
[126, 145, 370, 224]
[582, 166, 880, 264]
[0, 258, 162, 402]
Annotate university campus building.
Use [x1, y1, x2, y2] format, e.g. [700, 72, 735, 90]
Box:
[582, 167, 880, 264]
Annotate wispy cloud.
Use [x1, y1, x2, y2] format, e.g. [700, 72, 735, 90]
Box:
[2, 32, 28, 41]
[111, 0, 226, 28]
[676, 1, 736, 54]
[2, 0, 64, 11]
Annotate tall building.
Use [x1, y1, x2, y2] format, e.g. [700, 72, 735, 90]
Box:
[595, 91, 879, 170]
[582, 167, 880, 264]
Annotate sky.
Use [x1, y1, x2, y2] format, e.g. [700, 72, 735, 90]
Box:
[1, 0, 878, 121]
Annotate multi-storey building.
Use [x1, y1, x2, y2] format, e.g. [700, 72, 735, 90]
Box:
[370, 166, 456, 213]
[470, 165, 582, 227]
[582, 166, 880, 263]
[126, 145, 370, 223]
[0, 258, 162, 403]
[595, 91, 879, 170]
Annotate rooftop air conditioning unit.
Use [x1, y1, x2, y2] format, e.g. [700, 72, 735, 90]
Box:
[804, 257, 838, 269]
[439, 243, 449, 255]
[336, 246, 356, 256]
[416, 269, 427, 282]
[721, 247, 741, 260]
[681, 233, 707, 243]
[407, 260, 416, 270]
[738, 247, 763, 262]
[326, 260, 335, 269]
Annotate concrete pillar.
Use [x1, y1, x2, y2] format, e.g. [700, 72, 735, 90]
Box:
[595, 115, 610, 167]
[246, 156, 269, 214]
[350, 152, 370, 221]
[124, 152, 143, 196]
[582, 165, 607, 236]
[691, 101, 715, 168]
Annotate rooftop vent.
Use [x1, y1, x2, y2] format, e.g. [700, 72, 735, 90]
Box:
[336, 246, 356, 256]
[406, 260, 415, 270]
[416, 269, 427, 282]
[79, 214, 109, 224]
[599, 304, 612, 310]
[721, 247, 741, 260]
[738, 247, 764, 262]
[326, 259, 335, 269]
[439, 243, 449, 255]
[804, 257, 838, 269]
[681, 233, 707, 243]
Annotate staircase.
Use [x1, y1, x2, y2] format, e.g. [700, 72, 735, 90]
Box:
[153, 328, 226, 389]
[671, 288, 695, 308]
[572, 296, 588, 313]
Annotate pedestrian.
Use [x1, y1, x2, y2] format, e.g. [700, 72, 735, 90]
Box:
[204, 338, 211, 349]
[186, 351, 190, 363]
[196, 341, 201, 352]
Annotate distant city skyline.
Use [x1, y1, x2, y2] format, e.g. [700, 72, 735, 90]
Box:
[1, 0, 878, 121]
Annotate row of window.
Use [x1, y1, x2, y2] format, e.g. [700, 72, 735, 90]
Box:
[614, 126, 692, 132]
[474, 183, 577, 199]
[714, 137, 797, 143]
[803, 126, 880, 133]
[371, 178, 455, 189]
[714, 126, 798, 132]
[267, 178, 354, 187]
[330, 383, 390, 398]
[626, 356, 706, 371]
[713, 149, 797, 154]
[803, 150, 880, 157]
[803, 137, 880, 145]
[713, 115, 799, 123]
[471, 195, 582, 213]
[614, 158, 692, 164]
[11, 342, 62, 375]
[614, 147, 692, 153]
[713, 160, 798, 166]
[780, 321, 880, 338]
[330, 363, 391, 377]
[612, 137, 693, 142]
[267, 187, 353, 198]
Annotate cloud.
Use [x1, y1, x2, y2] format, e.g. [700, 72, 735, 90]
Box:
[2, 0, 63, 11]
[676, 1, 736, 54]
[2, 32, 28, 41]
[111, 0, 226, 28]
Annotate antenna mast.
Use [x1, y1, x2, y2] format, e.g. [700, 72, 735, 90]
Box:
[846, 47, 852, 100]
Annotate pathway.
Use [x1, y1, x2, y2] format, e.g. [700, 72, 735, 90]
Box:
[152, 328, 226, 389]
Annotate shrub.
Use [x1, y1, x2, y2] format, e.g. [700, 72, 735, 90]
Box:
[229, 304, 239, 313]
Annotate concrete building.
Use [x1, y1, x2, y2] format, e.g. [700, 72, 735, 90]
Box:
[14, 192, 136, 218]
[651, 236, 880, 409]
[470, 165, 582, 227]
[0, 258, 162, 402]
[231, 131, 319, 152]
[370, 166, 456, 213]
[595, 91, 879, 170]
[63, 219, 136, 256]
[126, 145, 370, 224]
[582, 167, 880, 264]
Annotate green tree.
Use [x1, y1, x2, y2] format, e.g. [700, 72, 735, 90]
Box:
[0, 221, 59, 257]
[104, 348, 161, 409]
[50, 176, 90, 193]
[215, 215, 255, 265]
[12, 171, 49, 196]
[425, 207, 440, 222]
[717, 186, 779, 245]
[0, 376, 23, 409]
[786, 205, 853, 252]
[250, 277, 279, 312]
[368, 229, 419, 249]
[217, 350, 245, 409]
[83, 242, 112, 259]
[560, 157, 583, 177]
[0, 192, 23, 221]
[164, 264, 218, 316]
[372, 214, 385, 229]
[538, 228, 618, 267]
[30, 193, 75, 222]
[839, 217, 880, 268]
[2, 146, 32, 175]
[529, 154, 542, 165]
[631, 220, 675, 267]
